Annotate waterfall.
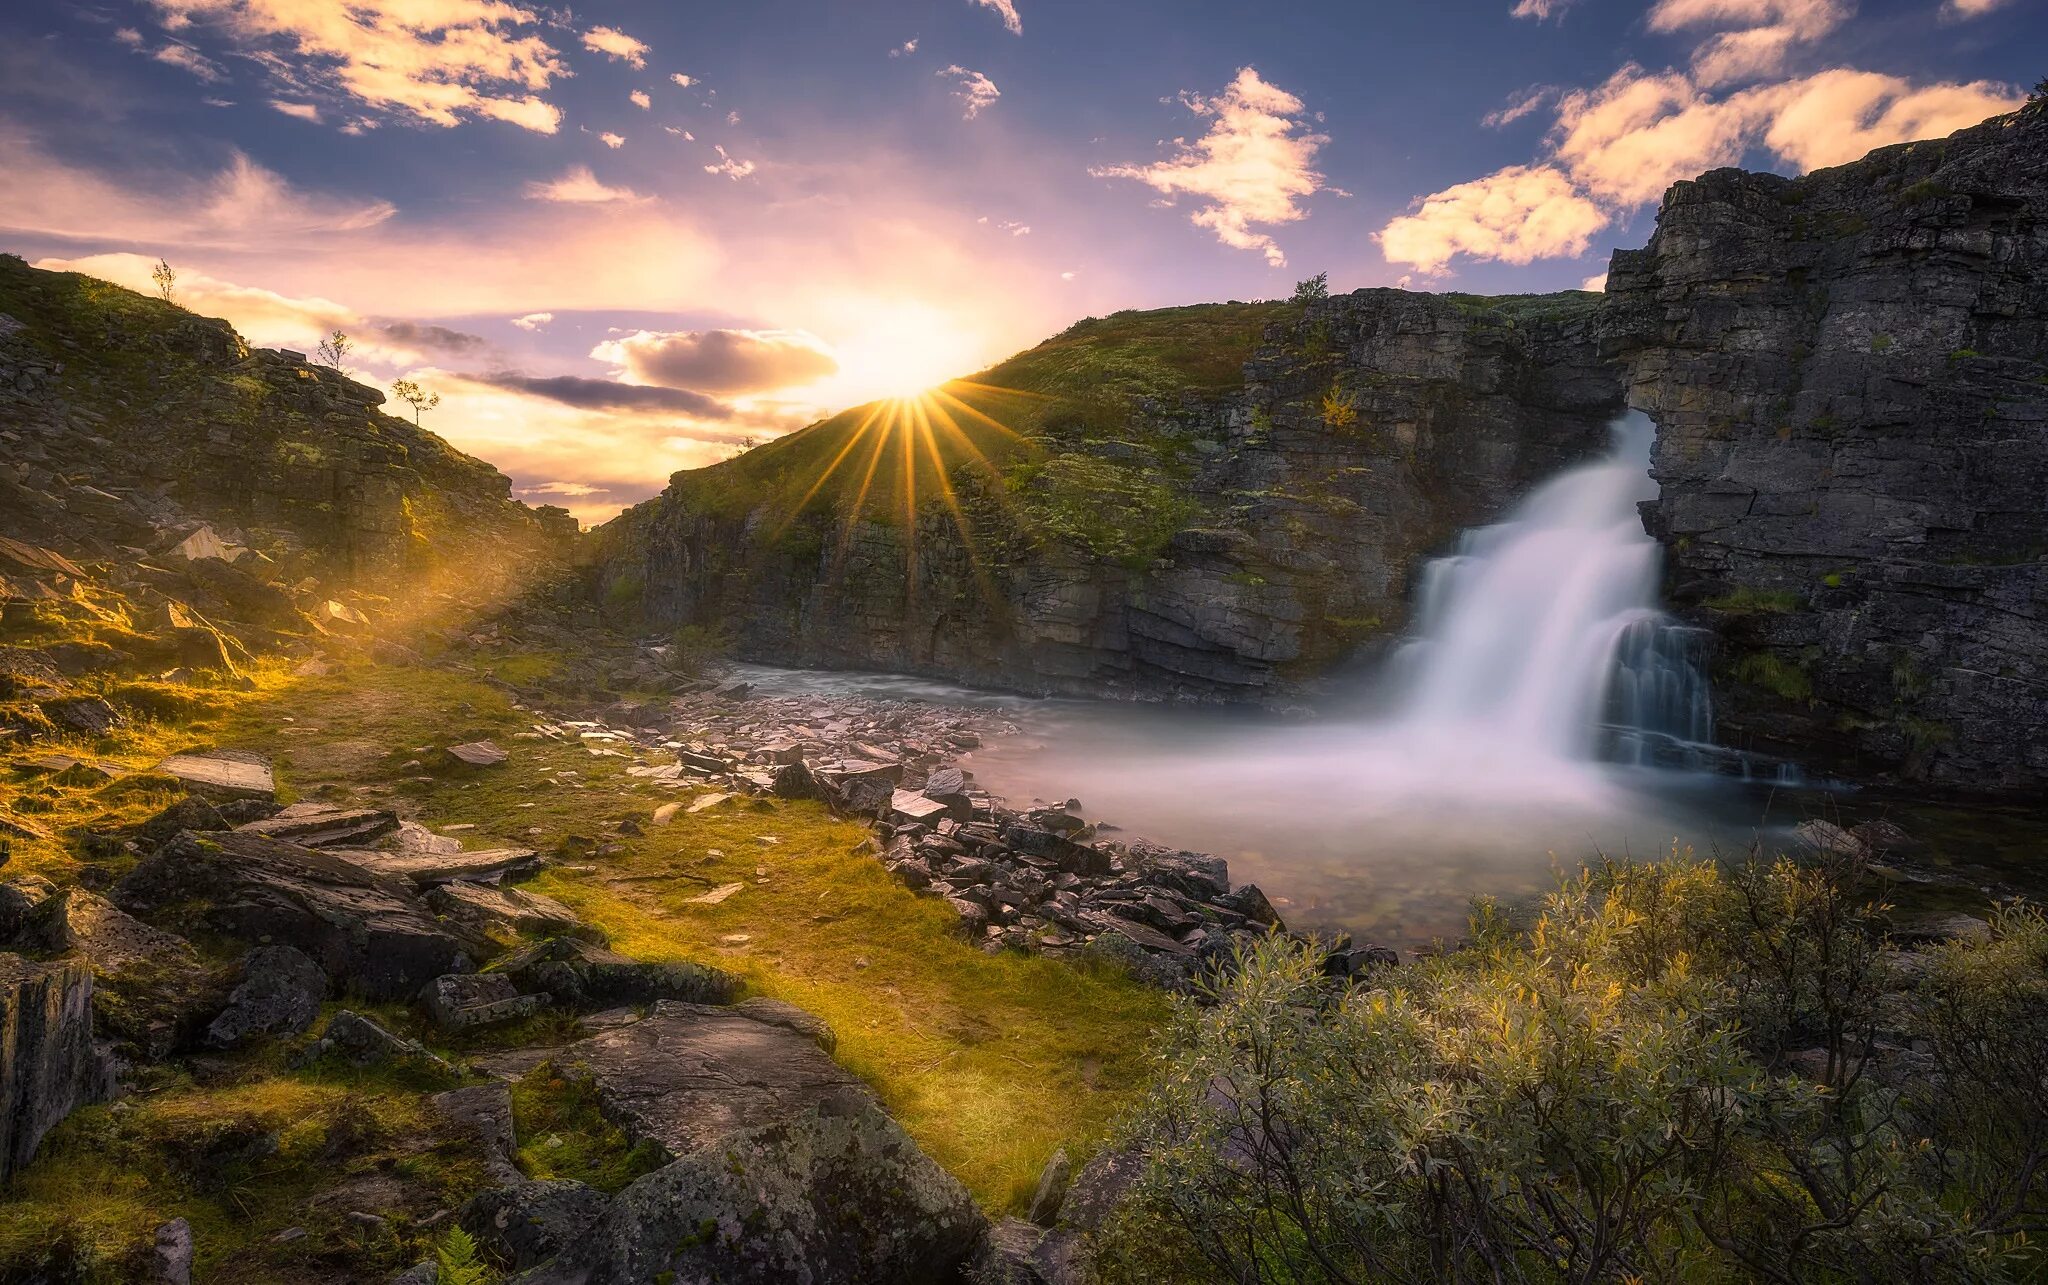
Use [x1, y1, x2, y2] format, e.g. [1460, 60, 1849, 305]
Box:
[1389, 412, 1716, 767]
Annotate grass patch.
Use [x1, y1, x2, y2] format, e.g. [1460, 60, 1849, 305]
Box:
[216, 658, 1172, 1212]
[1703, 585, 1804, 614]
[1731, 651, 1813, 702]
[509, 1063, 666, 1192]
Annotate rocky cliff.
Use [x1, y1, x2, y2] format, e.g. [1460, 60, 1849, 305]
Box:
[1609, 99, 2048, 791]
[0, 255, 572, 600]
[604, 291, 1620, 700]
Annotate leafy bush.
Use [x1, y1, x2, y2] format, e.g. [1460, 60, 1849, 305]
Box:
[665, 622, 734, 677]
[1095, 855, 2047, 1283]
[1292, 272, 1330, 304]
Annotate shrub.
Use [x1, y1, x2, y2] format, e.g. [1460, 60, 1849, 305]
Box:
[665, 623, 734, 677]
[1291, 272, 1329, 304]
[1095, 856, 2047, 1284]
[1318, 383, 1359, 432]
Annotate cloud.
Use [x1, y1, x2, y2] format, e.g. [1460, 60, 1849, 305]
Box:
[523, 165, 643, 203]
[1092, 67, 1330, 267]
[629, 89, 650, 110]
[468, 371, 735, 417]
[114, 27, 144, 46]
[519, 481, 608, 497]
[1760, 69, 2024, 169]
[1944, 0, 2014, 13]
[152, 42, 227, 81]
[1510, 0, 1580, 16]
[269, 99, 319, 121]
[370, 319, 488, 356]
[590, 328, 839, 394]
[36, 251, 356, 347]
[971, 0, 1022, 35]
[142, 0, 567, 132]
[1483, 86, 1554, 128]
[581, 26, 648, 68]
[0, 127, 395, 248]
[703, 145, 756, 180]
[938, 65, 1000, 118]
[511, 311, 553, 331]
[1377, 164, 1609, 274]
[671, 72, 695, 87]
[1582, 271, 1608, 291]
[1551, 65, 1762, 204]
[890, 38, 919, 57]
[599, 131, 625, 149]
[1646, 0, 1848, 86]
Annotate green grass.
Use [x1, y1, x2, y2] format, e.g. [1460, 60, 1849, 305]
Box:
[509, 1064, 666, 1192]
[1731, 651, 1813, 702]
[216, 657, 1171, 1212]
[1702, 585, 1805, 614]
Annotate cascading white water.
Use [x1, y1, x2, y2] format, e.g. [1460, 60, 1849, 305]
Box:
[1389, 411, 1714, 767]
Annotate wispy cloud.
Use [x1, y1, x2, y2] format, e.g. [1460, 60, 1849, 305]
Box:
[511, 311, 553, 332]
[703, 145, 756, 180]
[1092, 67, 1331, 267]
[524, 165, 643, 204]
[1647, 0, 1849, 86]
[269, 99, 319, 122]
[152, 42, 227, 82]
[599, 131, 625, 149]
[970, 0, 1022, 35]
[1483, 86, 1554, 128]
[938, 65, 1000, 119]
[890, 38, 919, 57]
[469, 371, 733, 416]
[141, 0, 566, 132]
[581, 26, 649, 68]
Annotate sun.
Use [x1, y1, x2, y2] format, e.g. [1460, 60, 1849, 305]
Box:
[822, 300, 992, 401]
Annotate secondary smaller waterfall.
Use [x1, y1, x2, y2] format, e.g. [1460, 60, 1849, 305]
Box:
[1389, 412, 1715, 767]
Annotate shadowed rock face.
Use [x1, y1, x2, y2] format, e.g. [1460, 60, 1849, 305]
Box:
[1607, 102, 2048, 791]
[0, 953, 112, 1180]
[617, 290, 1619, 703]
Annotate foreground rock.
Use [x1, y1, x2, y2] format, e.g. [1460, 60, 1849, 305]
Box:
[114, 831, 468, 1000]
[0, 953, 112, 1179]
[501, 1002, 985, 1283]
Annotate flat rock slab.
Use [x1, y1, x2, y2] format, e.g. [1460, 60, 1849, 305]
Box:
[329, 847, 540, 889]
[446, 741, 508, 768]
[155, 750, 274, 801]
[428, 881, 582, 936]
[235, 801, 398, 848]
[890, 789, 950, 824]
[538, 1000, 862, 1162]
[113, 832, 465, 1001]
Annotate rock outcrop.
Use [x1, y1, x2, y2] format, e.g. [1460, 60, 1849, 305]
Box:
[606, 292, 1618, 701]
[1608, 101, 2048, 790]
[0, 953, 111, 1179]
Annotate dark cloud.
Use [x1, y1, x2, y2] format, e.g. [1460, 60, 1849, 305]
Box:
[590, 328, 838, 393]
[373, 319, 489, 355]
[470, 370, 736, 418]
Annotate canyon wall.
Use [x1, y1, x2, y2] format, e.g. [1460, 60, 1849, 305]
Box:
[1608, 101, 2048, 790]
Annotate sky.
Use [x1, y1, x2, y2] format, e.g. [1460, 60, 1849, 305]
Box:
[0, 0, 2037, 524]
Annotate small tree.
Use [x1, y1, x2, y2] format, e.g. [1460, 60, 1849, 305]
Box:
[315, 329, 353, 376]
[151, 258, 177, 303]
[1291, 271, 1329, 304]
[390, 377, 440, 425]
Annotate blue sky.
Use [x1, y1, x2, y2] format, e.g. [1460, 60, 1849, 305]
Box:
[0, 0, 2037, 520]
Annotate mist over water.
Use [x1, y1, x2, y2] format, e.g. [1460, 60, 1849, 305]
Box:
[745, 414, 1786, 948]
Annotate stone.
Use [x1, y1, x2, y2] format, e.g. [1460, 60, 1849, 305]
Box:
[114, 831, 468, 1001]
[134, 796, 227, 848]
[732, 996, 836, 1053]
[1888, 910, 1994, 946]
[38, 696, 122, 738]
[1793, 820, 1863, 857]
[234, 801, 399, 847]
[205, 944, 327, 1048]
[445, 740, 508, 768]
[463, 1179, 612, 1272]
[0, 953, 114, 1179]
[890, 788, 950, 825]
[42, 888, 220, 1059]
[153, 1217, 194, 1285]
[421, 972, 546, 1030]
[1028, 1146, 1072, 1227]
[685, 792, 730, 813]
[492, 936, 740, 1010]
[154, 750, 274, 802]
[298, 1010, 450, 1072]
[428, 880, 583, 939]
[330, 846, 541, 889]
[432, 1082, 522, 1185]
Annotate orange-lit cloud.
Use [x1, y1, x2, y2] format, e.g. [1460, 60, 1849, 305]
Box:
[1378, 165, 1609, 275]
[591, 328, 839, 393]
[971, 0, 1023, 35]
[938, 66, 1000, 119]
[523, 165, 644, 203]
[143, 0, 567, 132]
[581, 26, 649, 68]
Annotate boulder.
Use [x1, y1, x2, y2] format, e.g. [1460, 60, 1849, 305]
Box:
[421, 972, 546, 1031]
[204, 944, 327, 1048]
[297, 1010, 450, 1073]
[153, 750, 275, 802]
[134, 796, 227, 848]
[427, 881, 583, 939]
[42, 888, 222, 1059]
[114, 832, 468, 1000]
[491, 937, 738, 1010]
[431, 1082, 521, 1185]
[234, 801, 399, 848]
[0, 953, 113, 1180]
[1029, 1147, 1073, 1227]
[731, 996, 836, 1054]
[38, 696, 122, 738]
[336, 846, 542, 889]
[153, 1217, 193, 1285]
[462, 1180, 611, 1272]
[517, 1094, 984, 1284]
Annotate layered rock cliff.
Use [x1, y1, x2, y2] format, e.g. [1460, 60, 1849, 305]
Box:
[603, 291, 1620, 700]
[1609, 100, 2048, 791]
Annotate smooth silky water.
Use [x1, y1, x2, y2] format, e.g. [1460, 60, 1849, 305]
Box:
[738, 414, 2035, 950]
